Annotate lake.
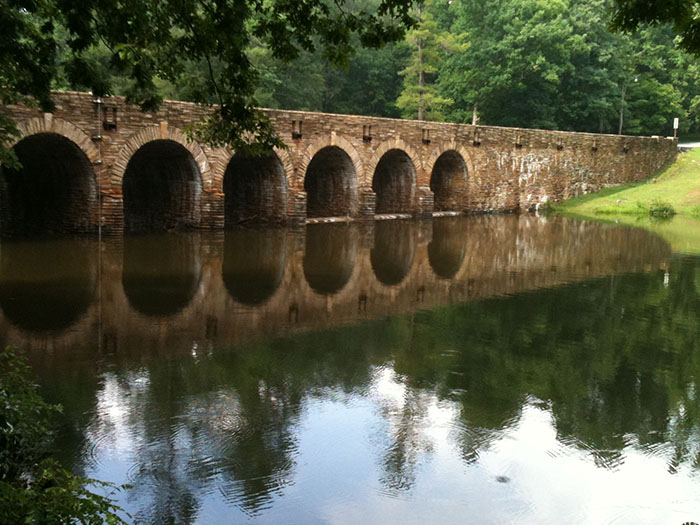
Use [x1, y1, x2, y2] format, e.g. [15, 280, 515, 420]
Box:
[2, 214, 699, 524]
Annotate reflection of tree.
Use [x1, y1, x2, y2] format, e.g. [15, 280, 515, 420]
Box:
[377, 385, 433, 493]
[32, 253, 700, 517]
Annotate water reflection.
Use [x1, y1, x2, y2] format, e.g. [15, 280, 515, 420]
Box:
[223, 229, 286, 305]
[0, 239, 96, 332]
[6, 215, 700, 523]
[303, 223, 358, 295]
[370, 220, 415, 286]
[122, 234, 201, 316]
[428, 217, 466, 279]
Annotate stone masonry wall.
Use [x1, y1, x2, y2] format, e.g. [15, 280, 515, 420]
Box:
[2, 91, 678, 232]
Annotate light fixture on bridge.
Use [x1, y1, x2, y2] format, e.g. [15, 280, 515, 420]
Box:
[591, 139, 598, 152]
[422, 128, 431, 145]
[556, 137, 563, 150]
[515, 133, 523, 149]
[103, 107, 118, 131]
[292, 120, 303, 140]
[362, 125, 372, 143]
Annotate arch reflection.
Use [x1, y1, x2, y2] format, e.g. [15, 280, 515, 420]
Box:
[122, 234, 201, 317]
[303, 223, 358, 295]
[429, 218, 466, 279]
[0, 239, 97, 332]
[223, 229, 287, 306]
[371, 221, 416, 286]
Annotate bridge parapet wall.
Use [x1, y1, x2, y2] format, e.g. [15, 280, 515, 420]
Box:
[2, 91, 678, 232]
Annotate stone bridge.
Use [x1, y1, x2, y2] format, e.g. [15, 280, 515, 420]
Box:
[1, 91, 678, 235]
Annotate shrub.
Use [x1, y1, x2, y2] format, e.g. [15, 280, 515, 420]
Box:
[648, 199, 676, 218]
[0, 347, 127, 524]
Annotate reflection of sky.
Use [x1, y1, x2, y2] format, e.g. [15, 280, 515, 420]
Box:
[83, 366, 700, 524]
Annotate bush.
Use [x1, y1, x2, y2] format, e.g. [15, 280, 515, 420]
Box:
[0, 347, 127, 524]
[648, 199, 676, 218]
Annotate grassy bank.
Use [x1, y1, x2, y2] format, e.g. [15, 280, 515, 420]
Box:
[555, 147, 700, 218]
[555, 147, 700, 254]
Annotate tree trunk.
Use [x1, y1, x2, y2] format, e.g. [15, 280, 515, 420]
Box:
[417, 4, 425, 121]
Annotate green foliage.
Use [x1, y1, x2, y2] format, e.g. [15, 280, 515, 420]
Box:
[648, 198, 676, 217]
[0, 0, 414, 162]
[396, 1, 463, 120]
[0, 347, 127, 524]
[439, 0, 697, 136]
[610, 0, 700, 54]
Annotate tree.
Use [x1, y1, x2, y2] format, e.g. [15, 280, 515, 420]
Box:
[610, 0, 700, 54]
[396, 1, 462, 121]
[440, 0, 579, 129]
[0, 0, 414, 164]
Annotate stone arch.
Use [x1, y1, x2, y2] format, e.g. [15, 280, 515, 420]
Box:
[120, 130, 206, 233]
[0, 124, 100, 235]
[301, 136, 362, 218]
[369, 139, 419, 214]
[10, 116, 101, 164]
[426, 143, 475, 211]
[111, 125, 211, 192]
[366, 138, 421, 186]
[211, 146, 293, 195]
[297, 134, 363, 188]
[222, 149, 289, 226]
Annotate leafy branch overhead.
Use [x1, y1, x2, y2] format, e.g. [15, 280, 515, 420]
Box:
[0, 0, 414, 156]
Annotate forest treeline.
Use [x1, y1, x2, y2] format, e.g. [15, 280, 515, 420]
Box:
[53, 0, 700, 137]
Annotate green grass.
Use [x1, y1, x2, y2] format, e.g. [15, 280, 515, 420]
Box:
[555, 148, 700, 218]
[556, 148, 700, 254]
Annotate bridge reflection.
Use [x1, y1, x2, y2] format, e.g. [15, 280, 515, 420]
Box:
[0, 239, 97, 332]
[0, 216, 670, 352]
[303, 223, 358, 295]
[122, 235, 202, 317]
[371, 220, 415, 286]
[223, 229, 286, 305]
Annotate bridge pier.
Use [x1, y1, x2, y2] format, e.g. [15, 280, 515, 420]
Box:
[358, 187, 376, 219]
[416, 186, 435, 218]
[200, 191, 225, 231]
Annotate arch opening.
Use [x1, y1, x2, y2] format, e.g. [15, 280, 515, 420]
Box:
[372, 149, 416, 214]
[304, 146, 358, 218]
[0, 239, 97, 332]
[224, 152, 288, 226]
[371, 221, 415, 286]
[430, 150, 468, 212]
[122, 234, 202, 317]
[0, 133, 98, 236]
[123, 140, 202, 233]
[429, 217, 466, 279]
[303, 223, 358, 295]
[223, 229, 287, 306]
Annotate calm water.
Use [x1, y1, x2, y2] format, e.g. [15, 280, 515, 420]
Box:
[2, 215, 700, 524]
